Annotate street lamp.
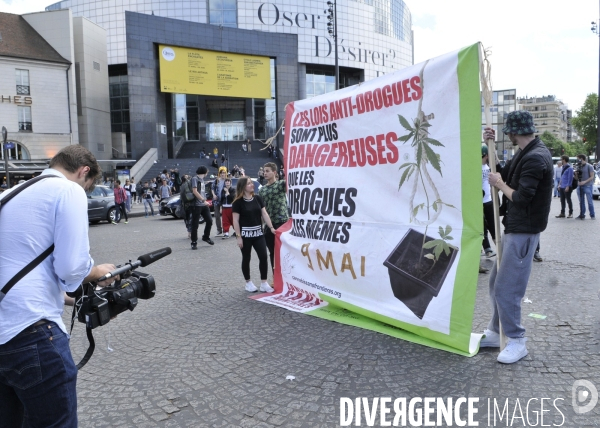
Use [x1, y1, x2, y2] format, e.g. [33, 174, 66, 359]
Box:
[325, 1, 339, 90]
[592, 20, 600, 160]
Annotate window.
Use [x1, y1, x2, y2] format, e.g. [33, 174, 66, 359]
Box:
[16, 69, 29, 95]
[209, 0, 237, 28]
[18, 106, 32, 131]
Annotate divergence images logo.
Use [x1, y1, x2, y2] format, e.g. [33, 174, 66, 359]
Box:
[162, 47, 175, 61]
[572, 380, 598, 414]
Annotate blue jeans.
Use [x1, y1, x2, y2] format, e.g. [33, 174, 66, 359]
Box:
[553, 178, 560, 197]
[143, 198, 155, 215]
[0, 321, 78, 427]
[577, 185, 595, 218]
[487, 233, 539, 338]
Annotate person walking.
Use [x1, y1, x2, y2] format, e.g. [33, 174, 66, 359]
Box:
[112, 180, 129, 224]
[575, 154, 596, 220]
[258, 167, 264, 185]
[212, 167, 227, 237]
[190, 166, 214, 249]
[232, 177, 277, 293]
[555, 155, 574, 219]
[159, 179, 172, 202]
[123, 178, 133, 212]
[136, 179, 144, 203]
[480, 111, 553, 364]
[142, 182, 155, 217]
[552, 161, 562, 198]
[258, 162, 289, 273]
[130, 177, 137, 204]
[221, 178, 236, 238]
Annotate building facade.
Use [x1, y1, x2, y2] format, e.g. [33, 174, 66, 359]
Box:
[481, 89, 517, 160]
[45, 0, 414, 160]
[518, 95, 572, 143]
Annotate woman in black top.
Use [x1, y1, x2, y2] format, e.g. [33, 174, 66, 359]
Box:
[232, 177, 277, 293]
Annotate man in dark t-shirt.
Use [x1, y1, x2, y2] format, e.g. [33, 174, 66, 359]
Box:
[190, 166, 213, 249]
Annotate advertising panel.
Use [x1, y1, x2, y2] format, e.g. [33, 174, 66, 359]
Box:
[252, 43, 484, 356]
[159, 45, 271, 99]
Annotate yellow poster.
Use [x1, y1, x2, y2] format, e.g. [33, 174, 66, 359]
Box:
[159, 45, 271, 99]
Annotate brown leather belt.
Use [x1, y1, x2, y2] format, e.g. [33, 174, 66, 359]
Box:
[33, 319, 49, 327]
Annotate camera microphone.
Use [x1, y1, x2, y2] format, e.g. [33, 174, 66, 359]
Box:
[96, 248, 172, 282]
[137, 247, 172, 267]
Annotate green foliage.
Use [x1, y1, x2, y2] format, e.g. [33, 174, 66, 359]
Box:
[571, 93, 598, 155]
[540, 131, 567, 157]
[422, 226, 454, 275]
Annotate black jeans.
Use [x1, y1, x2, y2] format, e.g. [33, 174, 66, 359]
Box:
[264, 222, 285, 272]
[482, 201, 495, 250]
[115, 202, 128, 222]
[559, 188, 573, 215]
[240, 235, 268, 281]
[191, 205, 212, 243]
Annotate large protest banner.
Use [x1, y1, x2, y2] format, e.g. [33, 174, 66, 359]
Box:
[253, 43, 483, 356]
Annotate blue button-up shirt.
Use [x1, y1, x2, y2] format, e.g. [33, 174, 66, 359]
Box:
[0, 168, 94, 343]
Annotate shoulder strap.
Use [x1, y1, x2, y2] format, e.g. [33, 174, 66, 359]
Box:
[0, 174, 60, 303]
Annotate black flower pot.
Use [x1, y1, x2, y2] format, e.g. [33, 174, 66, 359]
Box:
[383, 228, 458, 319]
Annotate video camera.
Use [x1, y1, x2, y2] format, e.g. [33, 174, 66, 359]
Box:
[69, 247, 171, 368]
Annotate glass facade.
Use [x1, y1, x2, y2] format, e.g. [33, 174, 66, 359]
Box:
[481, 89, 516, 161]
[208, 0, 237, 28]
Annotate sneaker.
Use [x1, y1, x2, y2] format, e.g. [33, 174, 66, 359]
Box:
[555, 213, 565, 218]
[202, 237, 215, 245]
[222, 233, 229, 239]
[480, 329, 500, 347]
[479, 265, 489, 273]
[111, 221, 117, 225]
[245, 281, 258, 292]
[215, 232, 224, 237]
[591, 216, 596, 220]
[576, 215, 585, 220]
[191, 242, 197, 250]
[567, 213, 573, 218]
[260, 282, 274, 293]
[497, 337, 528, 364]
[533, 252, 543, 262]
[485, 249, 496, 258]
[124, 221, 128, 224]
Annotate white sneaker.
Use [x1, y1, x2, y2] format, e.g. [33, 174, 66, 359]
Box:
[215, 232, 224, 237]
[245, 281, 258, 292]
[259, 282, 274, 293]
[480, 329, 500, 347]
[497, 337, 528, 364]
[222, 233, 229, 239]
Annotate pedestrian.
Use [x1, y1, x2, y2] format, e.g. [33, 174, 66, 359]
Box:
[190, 166, 214, 249]
[221, 178, 236, 238]
[258, 162, 289, 273]
[0, 145, 116, 427]
[221, 153, 226, 165]
[142, 181, 155, 217]
[159, 179, 171, 201]
[151, 178, 158, 199]
[112, 180, 129, 224]
[213, 147, 218, 159]
[123, 178, 133, 212]
[136, 180, 144, 203]
[130, 177, 137, 204]
[481, 145, 496, 259]
[555, 155, 574, 218]
[180, 174, 194, 238]
[212, 167, 227, 237]
[575, 154, 596, 220]
[211, 157, 219, 171]
[232, 176, 276, 293]
[247, 138, 252, 153]
[239, 166, 245, 177]
[480, 111, 553, 364]
[258, 166, 264, 185]
[553, 161, 562, 197]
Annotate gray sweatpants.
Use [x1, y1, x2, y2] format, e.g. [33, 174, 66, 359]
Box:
[487, 232, 539, 339]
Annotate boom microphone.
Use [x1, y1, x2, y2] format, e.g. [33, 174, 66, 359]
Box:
[96, 247, 172, 282]
[137, 247, 172, 267]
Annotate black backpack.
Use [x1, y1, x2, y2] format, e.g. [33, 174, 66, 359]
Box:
[180, 180, 194, 204]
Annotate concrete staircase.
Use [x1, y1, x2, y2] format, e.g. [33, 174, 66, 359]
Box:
[139, 140, 282, 185]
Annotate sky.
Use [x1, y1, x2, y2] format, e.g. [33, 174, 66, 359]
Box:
[0, 0, 598, 112]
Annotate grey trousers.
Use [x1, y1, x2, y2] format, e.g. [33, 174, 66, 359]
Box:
[487, 232, 539, 338]
[213, 204, 222, 234]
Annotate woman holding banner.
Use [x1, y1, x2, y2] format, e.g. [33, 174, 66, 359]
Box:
[232, 177, 277, 293]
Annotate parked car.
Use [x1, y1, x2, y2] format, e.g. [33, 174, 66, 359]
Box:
[593, 171, 600, 200]
[159, 178, 261, 219]
[87, 185, 116, 223]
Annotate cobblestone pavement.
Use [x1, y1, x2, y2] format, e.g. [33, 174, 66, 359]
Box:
[71, 197, 600, 427]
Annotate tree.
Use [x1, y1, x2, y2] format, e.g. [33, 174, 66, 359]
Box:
[571, 93, 598, 155]
[540, 131, 566, 157]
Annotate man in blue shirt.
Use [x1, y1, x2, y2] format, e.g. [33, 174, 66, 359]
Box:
[0, 145, 116, 427]
[555, 155, 574, 218]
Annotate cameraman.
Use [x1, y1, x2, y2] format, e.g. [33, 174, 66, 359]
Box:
[0, 145, 116, 427]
